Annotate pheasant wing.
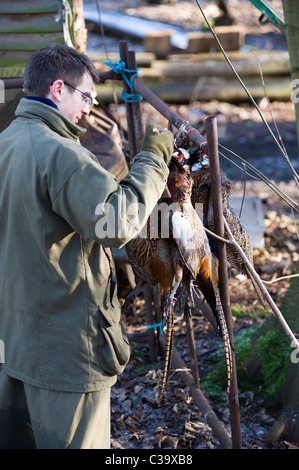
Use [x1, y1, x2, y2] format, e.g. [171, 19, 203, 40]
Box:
[126, 236, 158, 286]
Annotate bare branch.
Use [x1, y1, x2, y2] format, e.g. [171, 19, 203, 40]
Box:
[222, 217, 299, 350]
[262, 274, 299, 284]
[204, 226, 233, 244]
[205, 226, 299, 286]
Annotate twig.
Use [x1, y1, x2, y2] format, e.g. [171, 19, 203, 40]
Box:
[239, 163, 247, 219]
[205, 226, 299, 286]
[205, 217, 299, 350]
[194, 0, 299, 189]
[253, 54, 299, 186]
[204, 226, 232, 244]
[254, 54, 288, 158]
[262, 273, 299, 284]
[222, 217, 299, 350]
[219, 146, 299, 213]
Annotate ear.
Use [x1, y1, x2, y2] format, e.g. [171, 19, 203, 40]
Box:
[49, 79, 65, 103]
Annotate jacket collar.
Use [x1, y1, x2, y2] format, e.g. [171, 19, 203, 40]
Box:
[25, 96, 58, 109]
[15, 97, 86, 141]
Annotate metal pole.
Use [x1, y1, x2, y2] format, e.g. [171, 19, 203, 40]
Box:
[126, 50, 144, 152]
[205, 116, 242, 449]
[118, 42, 157, 361]
[2, 78, 23, 89]
[119, 41, 137, 160]
[97, 71, 209, 154]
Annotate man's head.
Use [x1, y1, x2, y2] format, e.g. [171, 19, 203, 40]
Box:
[23, 44, 99, 123]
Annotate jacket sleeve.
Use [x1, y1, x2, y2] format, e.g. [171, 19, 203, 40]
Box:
[51, 149, 169, 248]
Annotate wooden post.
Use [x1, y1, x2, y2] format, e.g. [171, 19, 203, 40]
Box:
[125, 50, 144, 153]
[205, 116, 242, 449]
[119, 41, 157, 362]
[119, 41, 138, 160]
[282, 0, 299, 150]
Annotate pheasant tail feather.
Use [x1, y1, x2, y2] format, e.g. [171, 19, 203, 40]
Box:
[215, 287, 233, 396]
[159, 305, 174, 403]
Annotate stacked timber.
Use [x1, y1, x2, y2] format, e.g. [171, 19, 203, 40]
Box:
[0, 1, 66, 76]
[0, 1, 127, 182]
[84, 6, 243, 54]
[0, 0, 86, 105]
[94, 49, 292, 104]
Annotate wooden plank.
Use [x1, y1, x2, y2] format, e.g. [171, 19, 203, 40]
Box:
[0, 67, 25, 78]
[144, 76, 292, 103]
[95, 75, 292, 104]
[0, 0, 60, 14]
[87, 51, 156, 68]
[151, 51, 290, 78]
[84, 4, 189, 50]
[187, 26, 244, 53]
[0, 50, 33, 69]
[0, 32, 65, 51]
[143, 30, 172, 55]
[169, 49, 289, 63]
[0, 13, 63, 33]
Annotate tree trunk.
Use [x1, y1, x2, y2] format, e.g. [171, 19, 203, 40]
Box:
[282, 0, 299, 149]
[71, 0, 87, 54]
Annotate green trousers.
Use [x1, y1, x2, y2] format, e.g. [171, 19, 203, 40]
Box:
[0, 371, 111, 449]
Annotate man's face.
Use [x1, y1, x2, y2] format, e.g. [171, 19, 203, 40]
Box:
[50, 72, 95, 124]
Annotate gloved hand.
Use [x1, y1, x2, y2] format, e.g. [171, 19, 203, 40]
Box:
[140, 121, 174, 164]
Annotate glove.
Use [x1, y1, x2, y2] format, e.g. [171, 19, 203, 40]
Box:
[140, 121, 174, 165]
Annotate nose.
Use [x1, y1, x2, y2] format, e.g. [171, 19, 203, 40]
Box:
[82, 102, 91, 115]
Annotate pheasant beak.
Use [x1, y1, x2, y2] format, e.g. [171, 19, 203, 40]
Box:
[171, 148, 189, 167]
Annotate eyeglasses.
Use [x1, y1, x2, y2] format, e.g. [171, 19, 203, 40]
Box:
[64, 81, 93, 106]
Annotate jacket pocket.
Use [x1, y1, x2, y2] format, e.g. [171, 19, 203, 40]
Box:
[97, 306, 131, 376]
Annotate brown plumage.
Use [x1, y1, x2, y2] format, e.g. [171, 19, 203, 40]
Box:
[125, 148, 232, 401]
[189, 147, 269, 311]
[189, 148, 253, 274]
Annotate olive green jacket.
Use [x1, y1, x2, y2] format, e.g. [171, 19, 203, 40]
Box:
[0, 98, 169, 392]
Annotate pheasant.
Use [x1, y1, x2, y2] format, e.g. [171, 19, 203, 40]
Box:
[125, 148, 232, 401]
[188, 145, 269, 311]
[189, 146, 253, 273]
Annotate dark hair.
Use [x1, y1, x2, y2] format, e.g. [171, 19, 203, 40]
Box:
[23, 44, 99, 96]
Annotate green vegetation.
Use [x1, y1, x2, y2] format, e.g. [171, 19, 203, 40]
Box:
[201, 312, 291, 404]
[231, 304, 268, 321]
[256, 330, 290, 402]
[201, 326, 256, 402]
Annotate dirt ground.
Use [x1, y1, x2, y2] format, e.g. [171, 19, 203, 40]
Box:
[84, 0, 299, 450]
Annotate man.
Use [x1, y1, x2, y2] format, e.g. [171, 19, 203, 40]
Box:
[0, 44, 173, 449]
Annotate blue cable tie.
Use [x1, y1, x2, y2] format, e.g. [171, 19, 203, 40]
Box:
[147, 321, 164, 335]
[103, 57, 143, 103]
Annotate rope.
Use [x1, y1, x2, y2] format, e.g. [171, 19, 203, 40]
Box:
[103, 57, 143, 102]
[147, 321, 164, 335]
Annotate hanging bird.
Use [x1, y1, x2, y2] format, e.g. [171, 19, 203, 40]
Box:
[125, 148, 232, 401]
[188, 146, 253, 273]
[188, 145, 269, 312]
[172, 126, 251, 272]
